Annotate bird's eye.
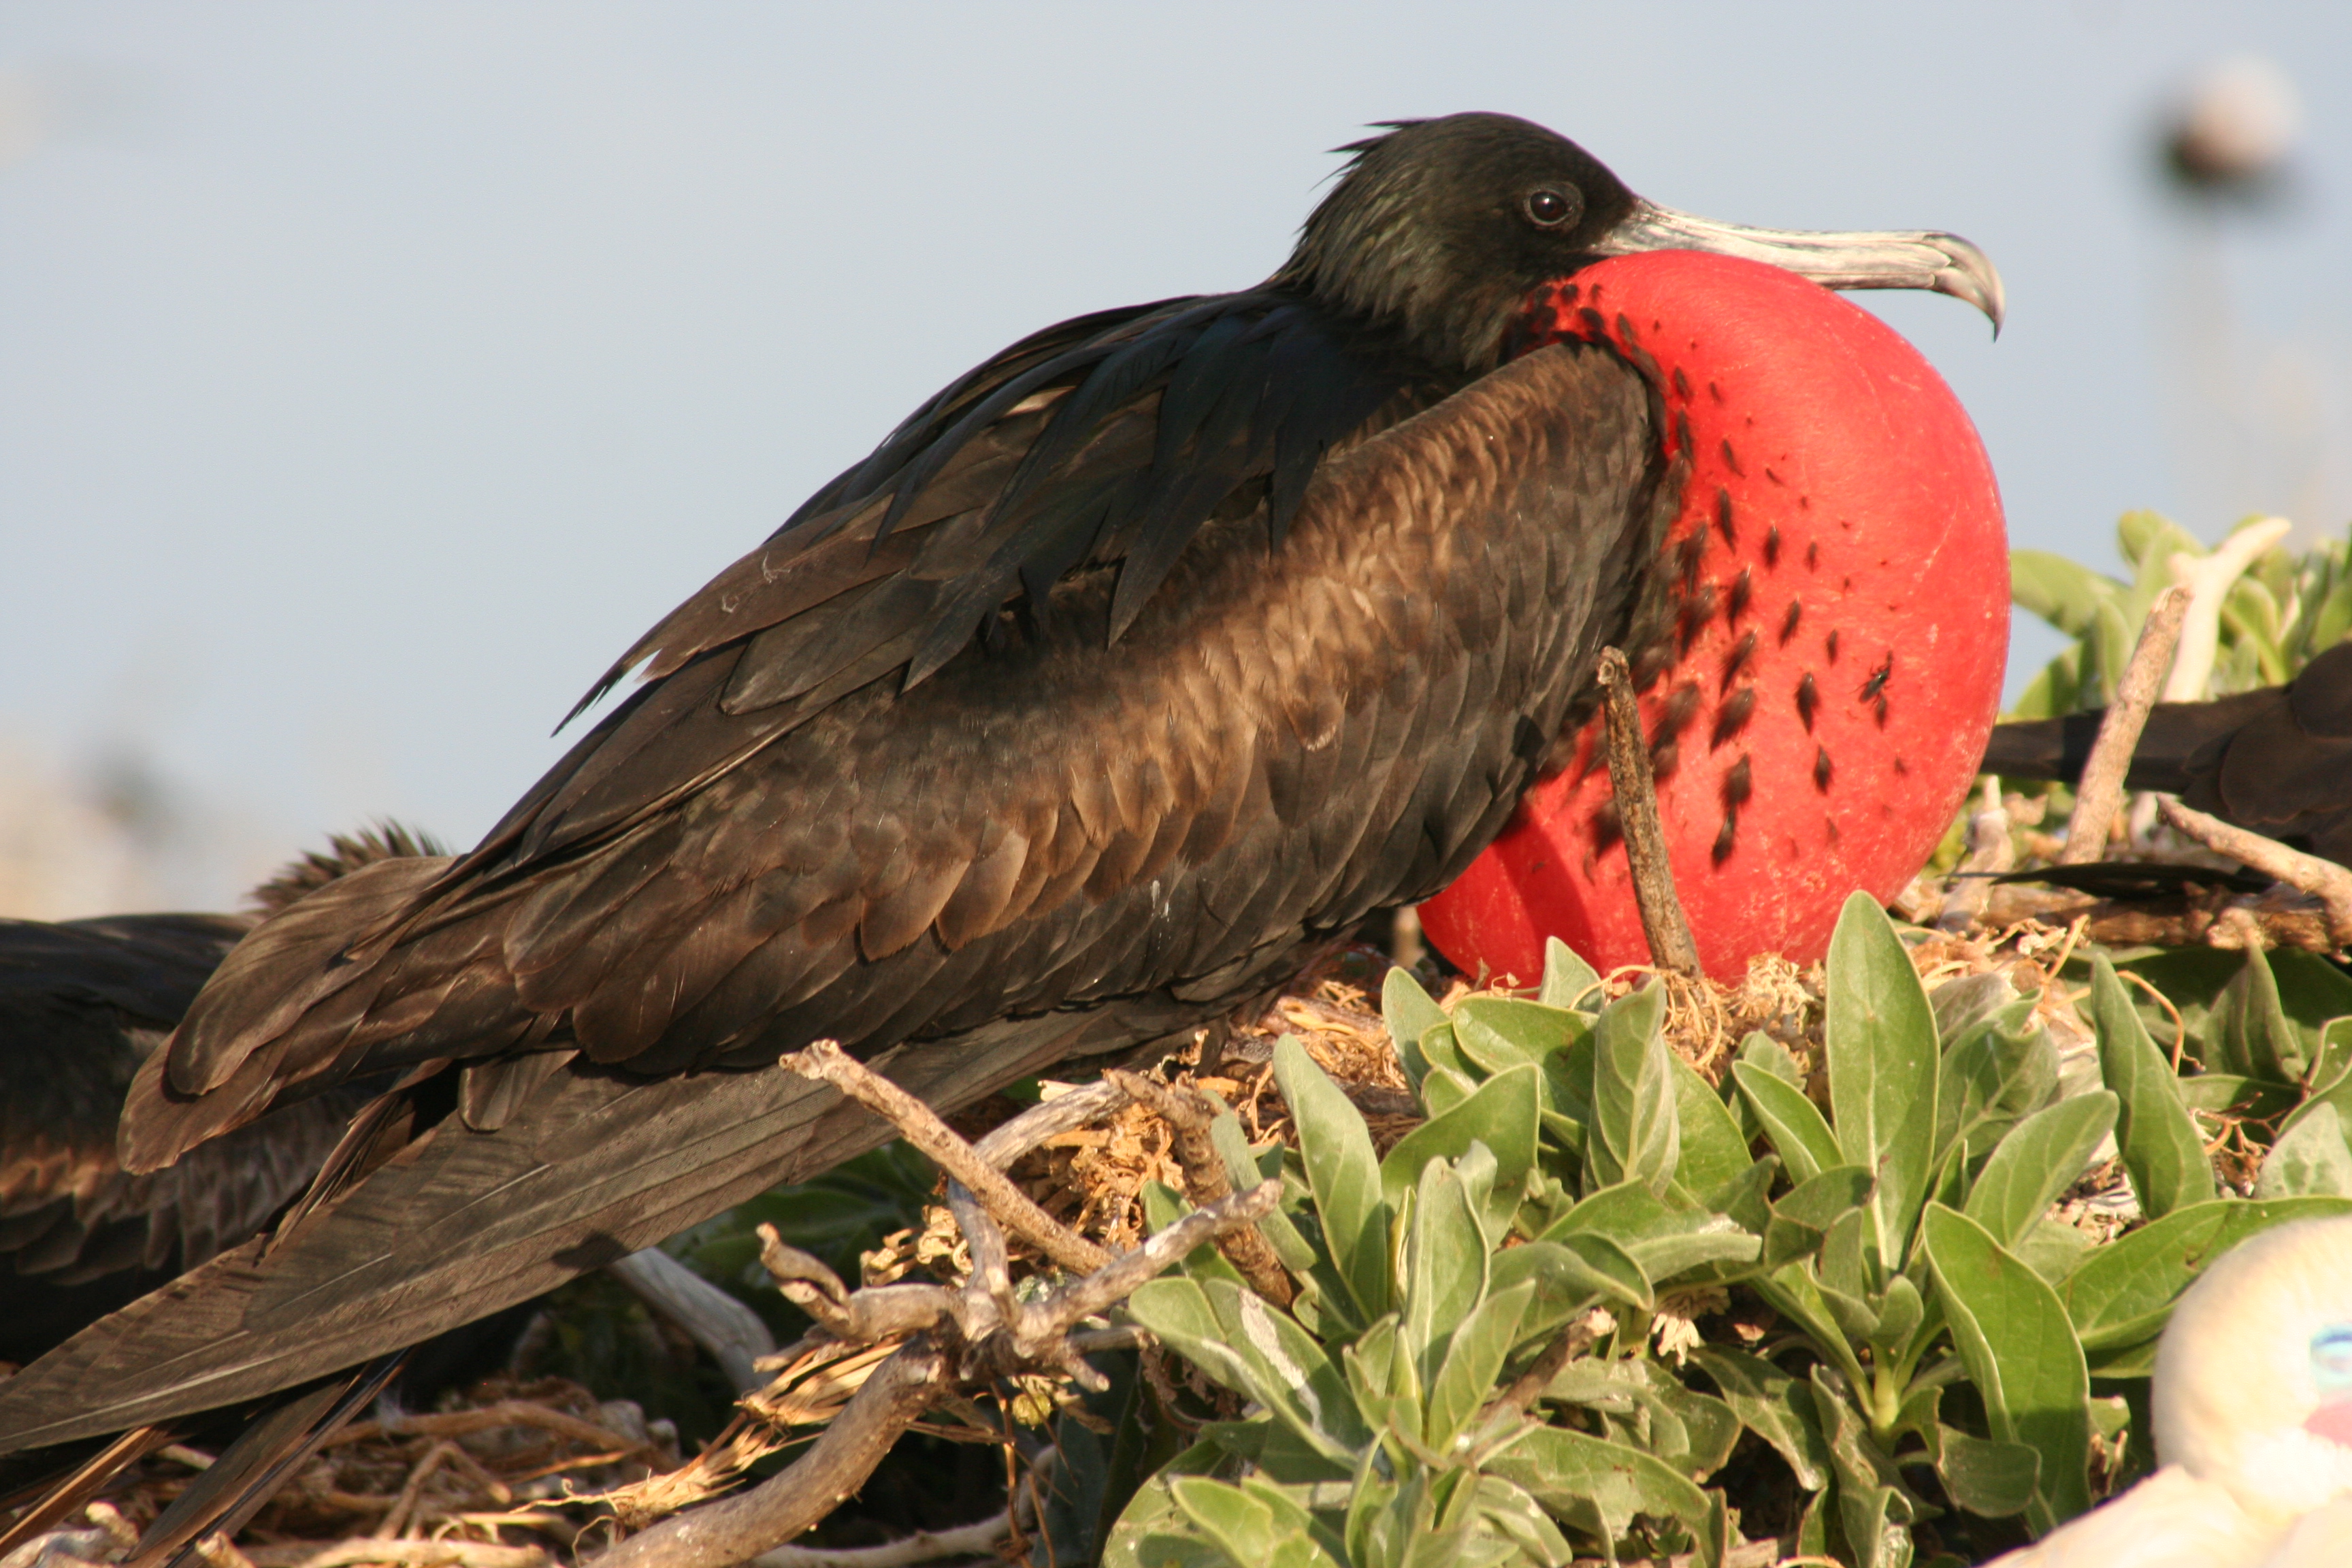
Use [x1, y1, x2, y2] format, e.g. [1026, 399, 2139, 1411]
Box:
[2313, 1326, 2352, 1394]
[1524, 187, 1576, 228]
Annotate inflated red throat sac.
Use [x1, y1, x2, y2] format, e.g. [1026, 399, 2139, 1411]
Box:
[1420, 251, 2007, 981]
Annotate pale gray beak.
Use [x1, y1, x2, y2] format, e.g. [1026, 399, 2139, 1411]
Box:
[1592, 199, 2006, 336]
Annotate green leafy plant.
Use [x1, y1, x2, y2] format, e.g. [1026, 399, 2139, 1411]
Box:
[1096, 894, 2351, 1568]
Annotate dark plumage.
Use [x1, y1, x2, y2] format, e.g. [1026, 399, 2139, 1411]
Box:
[0, 827, 440, 1369]
[1983, 638, 2352, 866]
[0, 113, 1997, 1450]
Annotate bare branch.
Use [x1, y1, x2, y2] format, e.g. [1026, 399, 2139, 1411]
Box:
[2061, 585, 2189, 864]
[747, 1510, 1011, 1568]
[608, 1249, 777, 1394]
[755, 1227, 956, 1345]
[2157, 799, 2352, 947]
[972, 1081, 1132, 1167]
[779, 1041, 1107, 1274]
[1103, 1071, 1294, 1305]
[583, 1342, 949, 1568]
[242, 1546, 549, 1568]
[1595, 647, 1702, 977]
[998, 1180, 1281, 1364]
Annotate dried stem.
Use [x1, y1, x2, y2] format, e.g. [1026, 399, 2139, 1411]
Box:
[748, 1508, 1013, 1567]
[1595, 647, 1702, 977]
[2060, 585, 2189, 864]
[972, 1081, 1132, 1167]
[1103, 1071, 1294, 1306]
[779, 1040, 1107, 1274]
[2157, 798, 2352, 947]
[608, 1248, 777, 1394]
[583, 1342, 950, 1568]
[242, 1546, 549, 1568]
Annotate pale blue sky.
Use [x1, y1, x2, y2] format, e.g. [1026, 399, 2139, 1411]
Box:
[3, 3, 2348, 908]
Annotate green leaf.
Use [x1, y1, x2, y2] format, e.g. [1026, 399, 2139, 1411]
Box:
[1935, 1002, 2055, 1169]
[1102, 1441, 1237, 1568]
[1168, 1476, 1346, 1568]
[2218, 946, 2306, 1083]
[1382, 1064, 1539, 1228]
[1688, 1346, 1830, 1491]
[1808, 1375, 1923, 1568]
[1733, 1061, 1840, 1186]
[2062, 1195, 2352, 1350]
[1827, 894, 1940, 1289]
[1540, 937, 1603, 1011]
[2256, 1103, 2352, 1198]
[1453, 997, 1582, 1076]
[1424, 1281, 1533, 1453]
[1921, 1205, 2091, 1533]
[1542, 1181, 1759, 1282]
[1128, 1277, 1369, 1461]
[1384, 967, 1450, 1093]
[1401, 1157, 1490, 1376]
[1670, 1056, 1754, 1198]
[1275, 1036, 1391, 1320]
[1961, 1092, 2118, 1249]
[2010, 549, 2117, 636]
[2089, 955, 2215, 1219]
[1752, 1262, 1869, 1388]
[1512, 1233, 1652, 1316]
[1933, 1426, 2041, 1519]
[1487, 1426, 1715, 1552]
[1765, 1164, 1876, 1267]
[1584, 985, 1680, 1198]
[1930, 973, 2017, 1045]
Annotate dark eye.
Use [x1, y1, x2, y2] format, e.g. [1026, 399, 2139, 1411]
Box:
[1524, 187, 1576, 228]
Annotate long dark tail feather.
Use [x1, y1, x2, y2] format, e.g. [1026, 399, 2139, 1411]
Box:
[0, 1000, 1205, 1452]
[128, 1354, 408, 1568]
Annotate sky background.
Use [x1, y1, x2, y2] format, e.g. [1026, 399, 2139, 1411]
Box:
[3, 2, 2349, 913]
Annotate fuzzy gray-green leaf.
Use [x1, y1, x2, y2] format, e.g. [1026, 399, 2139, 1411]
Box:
[1733, 1061, 1840, 1186]
[2090, 955, 2214, 1220]
[1275, 1036, 1391, 1321]
[1922, 1204, 2091, 1533]
[1827, 892, 1940, 1288]
[1585, 985, 1679, 1198]
[1962, 1092, 2117, 1250]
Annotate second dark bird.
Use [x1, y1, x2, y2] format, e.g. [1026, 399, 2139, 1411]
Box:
[1984, 638, 2352, 866]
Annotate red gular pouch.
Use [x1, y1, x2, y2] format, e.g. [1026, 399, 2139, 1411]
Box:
[1420, 252, 2008, 982]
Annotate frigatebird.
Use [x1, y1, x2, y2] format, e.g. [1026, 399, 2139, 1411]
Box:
[1984, 637, 2352, 868]
[0, 112, 2004, 1450]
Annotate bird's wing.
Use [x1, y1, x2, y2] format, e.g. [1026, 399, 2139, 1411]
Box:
[9, 341, 1673, 1448]
[126, 302, 1641, 1169]
[2210, 638, 2352, 861]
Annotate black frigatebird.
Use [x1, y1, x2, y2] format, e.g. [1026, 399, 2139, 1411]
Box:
[1984, 637, 2352, 867]
[0, 113, 2004, 1450]
[0, 828, 432, 1371]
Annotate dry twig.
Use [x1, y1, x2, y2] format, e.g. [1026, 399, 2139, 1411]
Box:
[2157, 798, 2352, 947]
[1595, 648, 1702, 977]
[779, 1042, 1108, 1274]
[2060, 585, 2189, 864]
[1102, 1071, 1294, 1305]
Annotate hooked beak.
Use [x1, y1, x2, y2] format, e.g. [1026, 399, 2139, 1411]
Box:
[1592, 199, 2006, 336]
